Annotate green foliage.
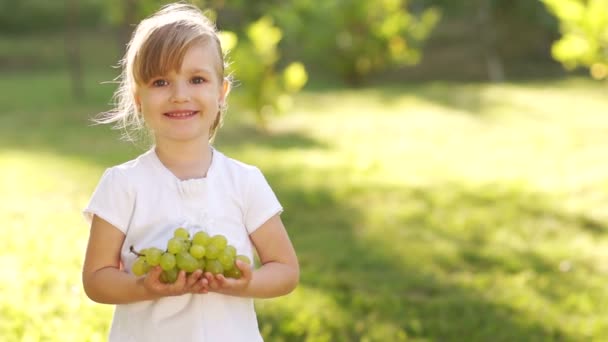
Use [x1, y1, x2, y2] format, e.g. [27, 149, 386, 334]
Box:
[542, 0, 608, 79]
[273, 0, 440, 85]
[101, 0, 190, 23]
[221, 17, 308, 129]
[100, 0, 224, 28]
[0, 0, 105, 33]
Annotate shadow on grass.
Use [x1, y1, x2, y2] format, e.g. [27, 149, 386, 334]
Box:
[215, 121, 327, 150]
[301, 79, 599, 123]
[366, 82, 541, 119]
[244, 172, 594, 341]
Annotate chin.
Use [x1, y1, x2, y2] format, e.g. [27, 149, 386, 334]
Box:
[160, 131, 208, 142]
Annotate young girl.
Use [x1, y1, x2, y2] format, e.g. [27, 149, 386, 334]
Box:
[82, 3, 299, 341]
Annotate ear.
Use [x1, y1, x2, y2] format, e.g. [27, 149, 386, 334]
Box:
[133, 90, 141, 111]
[219, 78, 231, 104]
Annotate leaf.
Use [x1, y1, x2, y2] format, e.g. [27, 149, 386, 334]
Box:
[218, 31, 238, 54]
[283, 62, 308, 93]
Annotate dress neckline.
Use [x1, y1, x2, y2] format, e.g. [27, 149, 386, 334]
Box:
[148, 146, 217, 184]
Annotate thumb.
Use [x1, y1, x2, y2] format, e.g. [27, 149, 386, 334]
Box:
[172, 270, 187, 288]
[143, 266, 163, 289]
[236, 260, 253, 280]
[147, 266, 163, 280]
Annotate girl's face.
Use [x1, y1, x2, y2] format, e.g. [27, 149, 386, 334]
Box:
[135, 41, 228, 145]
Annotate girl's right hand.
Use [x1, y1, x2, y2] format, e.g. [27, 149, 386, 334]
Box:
[141, 266, 209, 297]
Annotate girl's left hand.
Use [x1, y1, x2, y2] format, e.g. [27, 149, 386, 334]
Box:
[203, 260, 252, 296]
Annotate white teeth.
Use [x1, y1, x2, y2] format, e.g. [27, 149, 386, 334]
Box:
[167, 111, 195, 117]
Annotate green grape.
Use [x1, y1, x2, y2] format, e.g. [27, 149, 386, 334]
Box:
[176, 252, 199, 273]
[205, 244, 221, 259]
[198, 258, 206, 271]
[167, 237, 185, 254]
[224, 245, 236, 257]
[132, 256, 149, 276]
[236, 255, 252, 265]
[160, 268, 178, 284]
[145, 247, 163, 266]
[218, 252, 235, 271]
[206, 259, 223, 274]
[210, 235, 227, 250]
[160, 253, 176, 271]
[192, 231, 210, 246]
[174, 227, 190, 239]
[183, 239, 192, 251]
[189, 244, 206, 259]
[224, 267, 241, 279]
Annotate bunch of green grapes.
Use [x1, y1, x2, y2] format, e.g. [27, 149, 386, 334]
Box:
[130, 227, 251, 283]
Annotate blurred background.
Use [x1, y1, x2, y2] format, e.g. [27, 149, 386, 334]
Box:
[1, 0, 608, 341]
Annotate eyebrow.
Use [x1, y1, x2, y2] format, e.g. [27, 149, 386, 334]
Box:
[182, 67, 214, 74]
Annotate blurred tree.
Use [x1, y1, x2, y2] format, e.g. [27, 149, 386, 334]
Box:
[0, 0, 104, 33]
[220, 17, 308, 130]
[268, 0, 440, 86]
[102, 0, 154, 55]
[0, 0, 93, 98]
[417, 0, 558, 82]
[542, 0, 608, 80]
[477, 0, 504, 82]
[66, 0, 85, 98]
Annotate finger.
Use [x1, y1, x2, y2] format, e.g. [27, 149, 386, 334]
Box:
[144, 266, 164, 289]
[189, 279, 204, 293]
[215, 274, 227, 287]
[147, 266, 163, 280]
[204, 272, 216, 285]
[205, 273, 220, 290]
[186, 270, 203, 287]
[201, 278, 211, 293]
[171, 270, 187, 292]
[237, 260, 253, 280]
[198, 278, 209, 293]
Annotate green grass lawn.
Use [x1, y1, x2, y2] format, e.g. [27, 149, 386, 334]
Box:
[1, 68, 608, 341]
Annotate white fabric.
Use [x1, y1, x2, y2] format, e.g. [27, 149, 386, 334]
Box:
[83, 147, 282, 342]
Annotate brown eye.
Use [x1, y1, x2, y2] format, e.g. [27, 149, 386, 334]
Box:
[152, 79, 168, 87]
[191, 77, 206, 84]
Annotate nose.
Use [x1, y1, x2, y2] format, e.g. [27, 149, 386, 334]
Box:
[170, 81, 190, 103]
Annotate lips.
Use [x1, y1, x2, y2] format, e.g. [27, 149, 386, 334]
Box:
[164, 110, 199, 119]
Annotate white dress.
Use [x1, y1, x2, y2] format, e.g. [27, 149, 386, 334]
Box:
[84, 148, 282, 342]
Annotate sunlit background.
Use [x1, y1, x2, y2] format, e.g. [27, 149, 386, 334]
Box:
[1, 0, 608, 341]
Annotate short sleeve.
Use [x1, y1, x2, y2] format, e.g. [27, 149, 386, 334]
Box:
[83, 167, 135, 234]
[243, 167, 283, 234]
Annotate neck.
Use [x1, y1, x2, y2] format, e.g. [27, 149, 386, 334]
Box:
[154, 140, 213, 180]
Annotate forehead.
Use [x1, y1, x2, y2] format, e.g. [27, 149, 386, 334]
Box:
[177, 41, 221, 74]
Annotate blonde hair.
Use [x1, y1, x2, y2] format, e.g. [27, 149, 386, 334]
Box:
[97, 3, 228, 143]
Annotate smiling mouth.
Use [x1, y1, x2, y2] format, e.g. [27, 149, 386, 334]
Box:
[164, 110, 199, 119]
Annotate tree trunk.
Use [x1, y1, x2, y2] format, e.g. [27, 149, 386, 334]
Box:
[65, 0, 84, 99]
[477, 0, 505, 82]
[118, 0, 138, 55]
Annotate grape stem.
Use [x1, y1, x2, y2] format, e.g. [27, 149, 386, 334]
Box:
[129, 245, 144, 257]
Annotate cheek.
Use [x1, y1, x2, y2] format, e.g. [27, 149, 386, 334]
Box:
[141, 111, 154, 125]
[203, 91, 222, 108]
